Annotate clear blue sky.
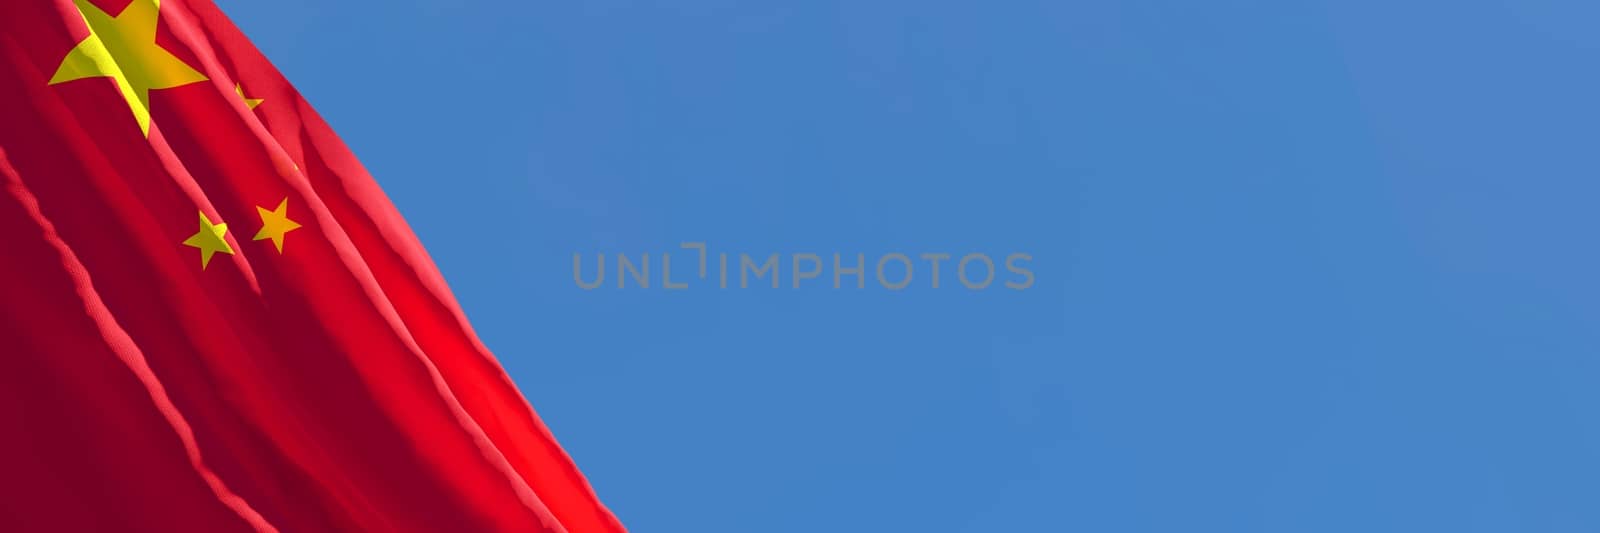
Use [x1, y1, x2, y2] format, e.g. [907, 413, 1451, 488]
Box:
[219, 0, 1600, 531]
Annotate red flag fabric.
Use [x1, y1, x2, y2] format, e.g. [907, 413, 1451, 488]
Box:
[0, 1, 625, 531]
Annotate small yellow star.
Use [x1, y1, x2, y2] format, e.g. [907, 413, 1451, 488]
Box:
[253, 198, 302, 253]
[182, 211, 233, 269]
[235, 83, 263, 109]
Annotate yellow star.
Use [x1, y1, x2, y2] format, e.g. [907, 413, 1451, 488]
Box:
[253, 198, 302, 253]
[182, 211, 234, 269]
[50, 0, 208, 136]
[235, 83, 263, 109]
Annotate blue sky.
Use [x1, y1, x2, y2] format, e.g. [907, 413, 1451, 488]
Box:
[219, 0, 1600, 531]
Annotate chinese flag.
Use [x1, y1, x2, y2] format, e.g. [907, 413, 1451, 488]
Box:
[0, 1, 624, 531]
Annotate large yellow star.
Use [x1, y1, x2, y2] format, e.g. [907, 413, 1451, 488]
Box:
[50, 0, 208, 136]
[253, 198, 302, 253]
[182, 211, 233, 269]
